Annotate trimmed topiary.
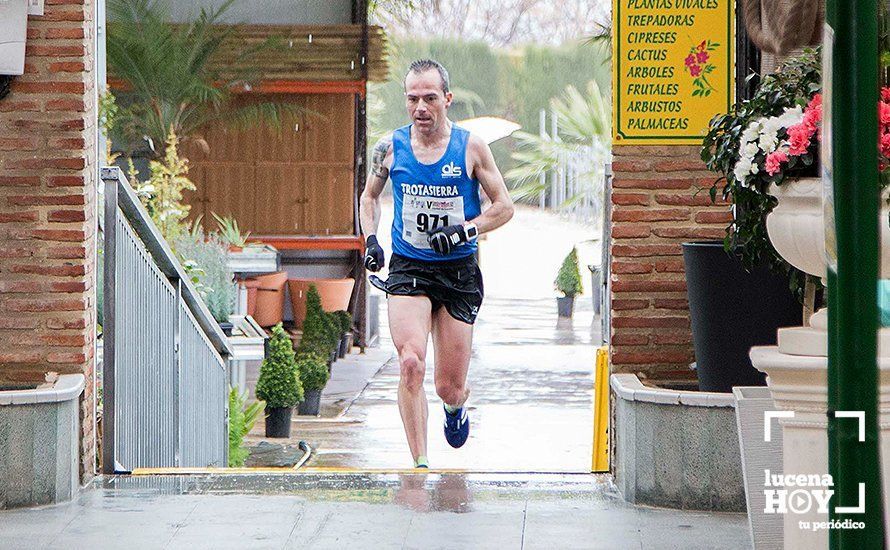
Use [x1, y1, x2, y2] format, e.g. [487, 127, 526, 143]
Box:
[296, 352, 330, 392]
[323, 311, 341, 350]
[298, 284, 337, 358]
[333, 310, 352, 334]
[555, 247, 583, 297]
[255, 323, 303, 408]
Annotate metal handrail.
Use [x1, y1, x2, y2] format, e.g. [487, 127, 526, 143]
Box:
[101, 166, 231, 357]
[102, 166, 230, 473]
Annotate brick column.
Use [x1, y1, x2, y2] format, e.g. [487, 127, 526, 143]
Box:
[0, 1, 97, 481]
[610, 146, 729, 384]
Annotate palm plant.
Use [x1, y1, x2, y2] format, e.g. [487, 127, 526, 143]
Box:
[107, 0, 306, 157]
[506, 81, 611, 215]
[450, 86, 486, 118]
[212, 213, 251, 249]
[584, 22, 612, 62]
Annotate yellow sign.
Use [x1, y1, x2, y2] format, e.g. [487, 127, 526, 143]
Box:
[612, 0, 735, 145]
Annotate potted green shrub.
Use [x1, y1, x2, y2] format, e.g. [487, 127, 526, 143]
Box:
[296, 352, 330, 416]
[323, 311, 342, 364]
[228, 387, 264, 466]
[298, 285, 338, 366]
[555, 247, 583, 318]
[255, 323, 303, 438]
[334, 310, 353, 358]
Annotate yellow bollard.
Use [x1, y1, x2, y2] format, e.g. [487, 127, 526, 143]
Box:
[591, 346, 610, 473]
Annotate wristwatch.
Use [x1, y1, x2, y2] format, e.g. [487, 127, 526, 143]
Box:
[464, 223, 479, 242]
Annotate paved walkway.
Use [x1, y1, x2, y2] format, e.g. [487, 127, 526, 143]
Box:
[0, 473, 751, 549]
[246, 295, 599, 471]
[242, 203, 604, 470]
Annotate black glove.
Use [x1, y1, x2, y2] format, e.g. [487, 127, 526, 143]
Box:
[364, 234, 385, 272]
[428, 224, 472, 256]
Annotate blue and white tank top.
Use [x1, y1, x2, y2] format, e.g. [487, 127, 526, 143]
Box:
[390, 123, 481, 262]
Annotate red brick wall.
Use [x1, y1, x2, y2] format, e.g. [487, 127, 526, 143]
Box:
[0, 1, 97, 481]
[610, 145, 729, 384]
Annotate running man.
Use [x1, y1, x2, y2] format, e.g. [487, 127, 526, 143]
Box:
[360, 59, 514, 468]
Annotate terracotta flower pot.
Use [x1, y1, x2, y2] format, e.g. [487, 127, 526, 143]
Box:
[287, 278, 355, 329]
[252, 271, 288, 328]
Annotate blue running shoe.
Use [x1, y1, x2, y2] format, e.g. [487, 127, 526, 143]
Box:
[443, 405, 470, 448]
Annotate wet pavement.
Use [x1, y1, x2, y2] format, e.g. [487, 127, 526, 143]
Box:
[247, 295, 600, 471]
[0, 206, 753, 548]
[241, 203, 604, 471]
[0, 473, 751, 549]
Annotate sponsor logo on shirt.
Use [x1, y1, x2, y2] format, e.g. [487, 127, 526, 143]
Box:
[441, 162, 462, 178]
[400, 183, 459, 197]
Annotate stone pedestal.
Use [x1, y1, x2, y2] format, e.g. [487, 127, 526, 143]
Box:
[0, 375, 85, 509]
[754, 178, 890, 546]
[750, 342, 890, 548]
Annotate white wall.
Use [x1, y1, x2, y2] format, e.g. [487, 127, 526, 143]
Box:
[167, 0, 353, 25]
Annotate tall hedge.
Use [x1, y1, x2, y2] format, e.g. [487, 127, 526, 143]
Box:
[369, 36, 609, 174]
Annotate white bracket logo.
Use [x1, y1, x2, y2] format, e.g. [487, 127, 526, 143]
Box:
[764, 410, 794, 442]
[763, 410, 868, 516]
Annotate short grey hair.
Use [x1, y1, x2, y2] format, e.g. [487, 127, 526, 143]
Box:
[405, 59, 450, 93]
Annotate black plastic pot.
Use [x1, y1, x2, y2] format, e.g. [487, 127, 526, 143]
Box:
[338, 334, 349, 358]
[298, 389, 323, 416]
[265, 407, 292, 438]
[557, 296, 575, 318]
[219, 321, 234, 336]
[682, 242, 802, 393]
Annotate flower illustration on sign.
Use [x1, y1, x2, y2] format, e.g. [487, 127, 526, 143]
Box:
[684, 39, 719, 97]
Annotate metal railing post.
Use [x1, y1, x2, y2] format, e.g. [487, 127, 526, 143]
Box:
[101, 167, 117, 474]
[539, 109, 546, 209]
[173, 278, 182, 468]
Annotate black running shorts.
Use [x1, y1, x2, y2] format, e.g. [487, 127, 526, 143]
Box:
[369, 253, 484, 324]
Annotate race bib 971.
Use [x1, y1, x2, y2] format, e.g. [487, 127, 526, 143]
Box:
[401, 195, 465, 249]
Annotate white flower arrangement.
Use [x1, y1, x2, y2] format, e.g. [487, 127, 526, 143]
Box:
[733, 106, 804, 184]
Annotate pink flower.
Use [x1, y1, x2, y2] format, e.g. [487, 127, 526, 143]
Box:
[880, 102, 890, 126]
[689, 64, 702, 77]
[696, 51, 709, 64]
[765, 151, 788, 176]
[787, 124, 813, 156]
[808, 94, 822, 110]
[684, 54, 696, 67]
[882, 87, 890, 102]
[697, 40, 706, 51]
[880, 132, 890, 158]
[802, 105, 822, 131]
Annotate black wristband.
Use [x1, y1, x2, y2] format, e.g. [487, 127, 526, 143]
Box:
[366, 234, 379, 247]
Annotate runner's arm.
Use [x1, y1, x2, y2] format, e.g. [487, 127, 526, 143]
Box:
[467, 135, 514, 235]
[360, 135, 394, 237]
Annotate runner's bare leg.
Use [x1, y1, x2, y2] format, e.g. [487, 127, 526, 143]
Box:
[432, 306, 473, 409]
[389, 295, 433, 463]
